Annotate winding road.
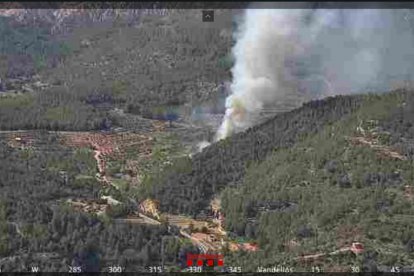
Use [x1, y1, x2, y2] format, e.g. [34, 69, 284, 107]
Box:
[0, 129, 221, 256]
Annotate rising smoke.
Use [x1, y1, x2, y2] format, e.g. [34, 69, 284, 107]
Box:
[216, 7, 414, 140]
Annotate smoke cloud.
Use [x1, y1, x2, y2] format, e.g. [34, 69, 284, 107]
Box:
[216, 8, 414, 140]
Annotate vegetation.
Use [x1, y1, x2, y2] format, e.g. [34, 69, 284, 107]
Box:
[2, 9, 414, 272]
[221, 91, 414, 271]
[45, 106, 74, 122]
[0, 94, 34, 109]
[0, 137, 186, 272]
[0, 10, 233, 131]
[148, 93, 365, 215]
[0, 89, 108, 131]
[0, 16, 71, 78]
[0, 201, 8, 255]
[1, 89, 413, 271]
[120, 132, 189, 201]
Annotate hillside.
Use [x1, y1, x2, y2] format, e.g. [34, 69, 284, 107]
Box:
[146, 93, 366, 214]
[1, 89, 412, 272]
[0, 9, 233, 132]
[222, 90, 414, 272]
[2, 7, 414, 273]
[0, 133, 182, 272]
[145, 89, 414, 272]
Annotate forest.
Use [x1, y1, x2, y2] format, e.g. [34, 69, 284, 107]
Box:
[1, 87, 413, 272]
[2, 8, 414, 272]
[0, 10, 230, 271]
[0, 133, 198, 272]
[0, 10, 233, 131]
[221, 90, 414, 271]
[141, 89, 414, 271]
[146, 93, 366, 214]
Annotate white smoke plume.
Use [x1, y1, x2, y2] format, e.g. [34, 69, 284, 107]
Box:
[216, 7, 414, 140]
[197, 140, 211, 152]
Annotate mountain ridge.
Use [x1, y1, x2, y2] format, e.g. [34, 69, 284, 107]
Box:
[146, 91, 374, 214]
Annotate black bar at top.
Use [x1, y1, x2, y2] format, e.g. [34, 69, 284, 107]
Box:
[1, 2, 414, 9]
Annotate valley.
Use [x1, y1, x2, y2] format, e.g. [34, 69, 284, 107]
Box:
[1, 5, 414, 273]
